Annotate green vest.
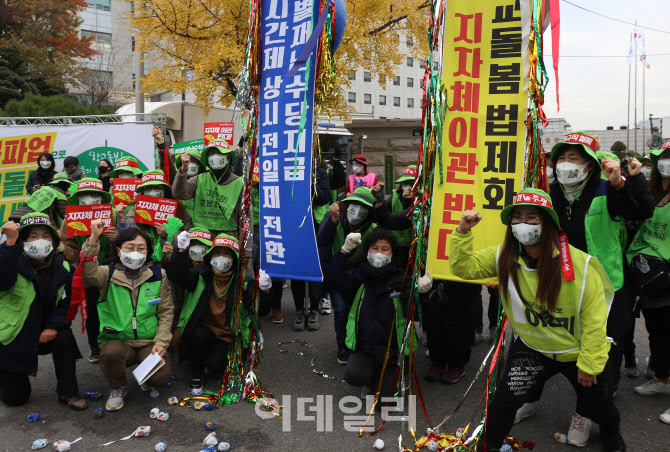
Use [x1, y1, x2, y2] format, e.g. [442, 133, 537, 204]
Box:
[24, 187, 67, 227]
[192, 172, 244, 232]
[345, 286, 413, 356]
[584, 195, 624, 291]
[497, 244, 614, 357]
[97, 268, 162, 343]
[312, 169, 335, 225]
[251, 185, 260, 227]
[182, 197, 195, 219]
[391, 191, 412, 247]
[331, 222, 377, 266]
[177, 273, 251, 348]
[0, 265, 68, 346]
[626, 203, 670, 265]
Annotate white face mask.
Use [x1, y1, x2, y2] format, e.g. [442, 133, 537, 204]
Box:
[211, 255, 234, 273]
[119, 250, 147, 270]
[23, 239, 53, 259]
[40, 160, 52, 169]
[555, 162, 590, 186]
[640, 167, 652, 179]
[401, 183, 412, 192]
[144, 188, 164, 198]
[187, 162, 200, 177]
[352, 164, 364, 175]
[79, 193, 103, 205]
[117, 171, 134, 179]
[189, 243, 208, 262]
[546, 166, 555, 184]
[657, 159, 670, 178]
[367, 252, 392, 268]
[208, 153, 230, 170]
[511, 223, 542, 246]
[347, 204, 369, 225]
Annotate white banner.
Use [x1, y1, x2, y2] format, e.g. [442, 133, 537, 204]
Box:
[0, 123, 155, 221]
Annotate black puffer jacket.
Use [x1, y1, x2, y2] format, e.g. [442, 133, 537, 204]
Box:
[25, 152, 57, 195]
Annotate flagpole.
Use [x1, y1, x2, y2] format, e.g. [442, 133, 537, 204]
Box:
[643, 59, 646, 153]
[627, 33, 632, 150]
[634, 21, 638, 153]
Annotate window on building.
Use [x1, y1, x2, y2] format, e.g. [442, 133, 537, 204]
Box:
[379, 95, 386, 106]
[393, 97, 400, 107]
[407, 77, 414, 88]
[393, 76, 400, 86]
[348, 92, 356, 103]
[81, 30, 112, 48]
[407, 36, 413, 47]
[407, 57, 413, 67]
[364, 71, 371, 82]
[87, 0, 111, 11]
[348, 70, 356, 81]
[407, 98, 415, 108]
[364, 93, 371, 104]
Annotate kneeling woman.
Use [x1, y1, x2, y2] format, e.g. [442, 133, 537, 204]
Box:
[82, 220, 174, 411]
[168, 232, 267, 394]
[449, 188, 625, 452]
[325, 228, 431, 400]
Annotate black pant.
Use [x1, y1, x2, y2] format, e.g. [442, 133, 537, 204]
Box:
[271, 280, 284, 310]
[483, 338, 620, 450]
[642, 304, 670, 380]
[344, 351, 398, 400]
[0, 329, 81, 406]
[186, 324, 231, 375]
[85, 286, 101, 350]
[423, 281, 479, 368]
[291, 280, 319, 313]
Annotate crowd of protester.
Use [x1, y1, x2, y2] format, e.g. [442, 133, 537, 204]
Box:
[2, 129, 669, 452]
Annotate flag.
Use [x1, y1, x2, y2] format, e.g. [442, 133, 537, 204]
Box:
[626, 43, 633, 65]
[634, 28, 645, 48]
[641, 46, 650, 69]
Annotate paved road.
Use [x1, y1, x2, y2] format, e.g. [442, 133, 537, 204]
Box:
[0, 286, 667, 451]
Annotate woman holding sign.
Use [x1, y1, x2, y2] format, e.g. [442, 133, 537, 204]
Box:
[448, 188, 625, 452]
[82, 220, 174, 411]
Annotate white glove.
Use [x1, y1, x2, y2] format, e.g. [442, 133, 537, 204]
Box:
[341, 232, 362, 254]
[177, 231, 191, 250]
[258, 269, 272, 291]
[417, 271, 433, 294]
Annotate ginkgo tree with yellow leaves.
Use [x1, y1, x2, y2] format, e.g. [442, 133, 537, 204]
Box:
[128, 0, 430, 114]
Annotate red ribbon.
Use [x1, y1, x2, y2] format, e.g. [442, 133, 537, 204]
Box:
[163, 147, 171, 184]
[67, 252, 97, 333]
[558, 230, 575, 282]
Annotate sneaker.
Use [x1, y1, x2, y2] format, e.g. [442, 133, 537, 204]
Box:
[440, 367, 465, 384]
[660, 408, 670, 425]
[88, 347, 100, 363]
[602, 429, 626, 452]
[425, 349, 430, 358]
[514, 402, 536, 424]
[58, 394, 88, 411]
[360, 385, 373, 399]
[105, 386, 127, 411]
[189, 374, 204, 394]
[645, 356, 655, 379]
[567, 413, 592, 447]
[307, 310, 320, 331]
[272, 309, 284, 324]
[424, 365, 444, 382]
[337, 346, 350, 365]
[140, 383, 152, 392]
[622, 363, 639, 378]
[634, 378, 670, 396]
[475, 331, 484, 344]
[319, 297, 332, 315]
[283, 281, 288, 289]
[293, 312, 305, 331]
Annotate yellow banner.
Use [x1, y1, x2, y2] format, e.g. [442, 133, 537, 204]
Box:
[426, 0, 526, 283]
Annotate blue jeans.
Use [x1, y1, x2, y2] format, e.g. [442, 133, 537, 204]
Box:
[330, 291, 350, 348]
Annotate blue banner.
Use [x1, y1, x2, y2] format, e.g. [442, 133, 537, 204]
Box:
[259, 0, 323, 282]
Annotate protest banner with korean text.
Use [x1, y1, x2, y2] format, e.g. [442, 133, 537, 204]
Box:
[65, 204, 113, 237]
[203, 123, 235, 148]
[258, 0, 322, 282]
[174, 138, 205, 156]
[0, 123, 154, 222]
[134, 194, 178, 225]
[426, 0, 526, 283]
[112, 178, 142, 205]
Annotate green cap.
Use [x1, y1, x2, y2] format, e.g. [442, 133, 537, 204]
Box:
[109, 157, 143, 178]
[550, 131, 599, 165]
[136, 170, 171, 194]
[395, 165, 418, 184]
[596, 151, 621, 163]
[647, 141, 670, 164]
[67, 178, 112, 205]
[18, 212, 60, 244]
[500, 188, 559, 228]
[202, 146, 236, 172]
[205, 232, 240, 258]
[188, 227, 214, 247]
[49, 172, 70, 186]
[341, 187, 375, 208]
[176, 150, 203, 169]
